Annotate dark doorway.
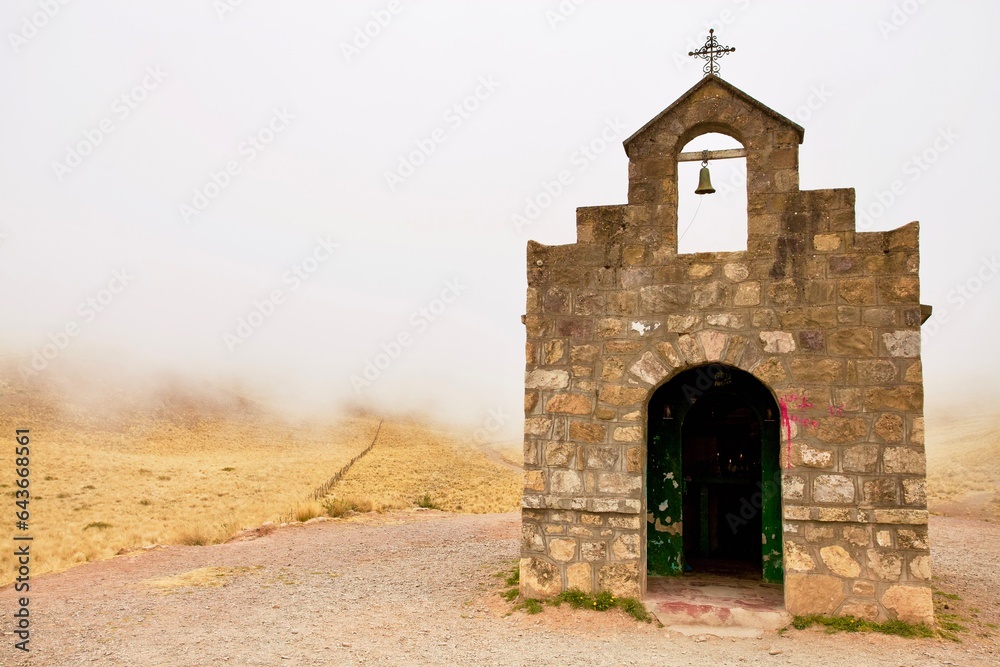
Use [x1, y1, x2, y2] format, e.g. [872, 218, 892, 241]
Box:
[647, 364, 783, 583]
[681, 392, 762, 574]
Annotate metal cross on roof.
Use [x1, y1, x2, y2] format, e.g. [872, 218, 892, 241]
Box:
[688, 29, 736, 77]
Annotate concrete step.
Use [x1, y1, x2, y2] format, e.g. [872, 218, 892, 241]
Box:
[645, 574, 791, 634]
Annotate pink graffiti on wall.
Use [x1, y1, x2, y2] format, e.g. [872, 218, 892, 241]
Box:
[778, 392, 844, 468]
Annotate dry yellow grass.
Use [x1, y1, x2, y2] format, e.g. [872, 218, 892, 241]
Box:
[326, 420, 521, 514]
[0, 371, 521, 586]
[926, 407, 1000, 516]
[0, 405, 379, 585]
[145, 566, 263, 593]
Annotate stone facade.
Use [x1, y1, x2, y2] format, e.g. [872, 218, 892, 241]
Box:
[520, 75, 933, 625]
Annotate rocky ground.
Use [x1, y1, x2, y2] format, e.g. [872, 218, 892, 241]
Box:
[0, 510, 997, 666]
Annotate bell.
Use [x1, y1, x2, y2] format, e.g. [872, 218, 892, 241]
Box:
[695, 160, 715, 195]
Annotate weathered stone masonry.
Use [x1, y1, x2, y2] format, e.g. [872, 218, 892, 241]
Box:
[520, 75, 933, 625]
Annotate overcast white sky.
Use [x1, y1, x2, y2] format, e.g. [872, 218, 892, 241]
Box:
[1, 1, 997, 436]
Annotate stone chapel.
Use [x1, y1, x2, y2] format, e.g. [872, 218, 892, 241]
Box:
[520, 62, 933, 625]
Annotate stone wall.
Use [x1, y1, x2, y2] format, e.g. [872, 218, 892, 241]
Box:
[520, 75, 933, 625]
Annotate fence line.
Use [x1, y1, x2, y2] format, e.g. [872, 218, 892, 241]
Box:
[311, 418, 384, 501]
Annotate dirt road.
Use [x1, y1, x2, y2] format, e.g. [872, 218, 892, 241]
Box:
[1, 511, 996, 666]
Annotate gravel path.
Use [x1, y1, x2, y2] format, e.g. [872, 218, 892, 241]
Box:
[1, 511, 997, 666]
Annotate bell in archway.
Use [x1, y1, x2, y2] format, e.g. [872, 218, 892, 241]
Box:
[695, 159, 715, 195]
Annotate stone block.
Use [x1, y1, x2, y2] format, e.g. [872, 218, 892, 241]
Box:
[878, 276, 920, 304]
[897, 528, 928, 550]
[600, 385, 647, 407]
[625, 447, 642, 473]
[814, 233, 842, 252]
[598, 563, 640, 597]
[865, 386, 922, 412]
[783, 474, 805, 499]
[545, 393, 594, 415]
[883, 331, 921, 358]
[549, 538, 577, 562]
[752, 357, 788, 384]
[867, 549, 902, 580]
[820, 545, 861, 578]
[629, 351, 669, 385]
[814, 417, 868, 444]
[724, 263, 749, 281]
[613, 427, 642, 443]
[524, 470, 545, 492]
[522, 523, 545, 552]
[791, 358, 843, 383]
[581, 541, 606, 561]
[874, 414, 904, 442]
[520, 557, 561, 598]
[828, 328, 875, 356]
[902, 479, 926, 506]
[909, 555, 932, 580]
[549, 470, 583, 494]
[804, 524, 834, 542]
[571, 344, 600, 363]
[785, 573, 846, 615]
[843, 526, 870, 547]
[814, 475, 855, 503]
[585, 446, 619, 470]
[612, 533, 641, 560]
[566, 562, 593, 593]
[881, 585, 933, 625]
[759, 330, 796, 353]
[608, 516, 641, 530]
[570, 422, 607, 444]
[793, 443, 834, 468]
[545, 442, 577, 467]
[699, 330, 728, 361]
[841, 600, 879, 621]
[597, 472, 641, 495]
[853, 360, 895, 385]
[526, 369, 570, 390]
[798, 330, 825, 352]
[838, 278, 876, 305]
[677, 334, 706, 363]
[839, 580, 870, 602]
[882, 447, 926, 474]
[734, 282, 761, 306]
[842, 445, 877, 473]
[524, 417, 552, 436]
[785, 541, 816, 571]
[863, 478, 898, 504]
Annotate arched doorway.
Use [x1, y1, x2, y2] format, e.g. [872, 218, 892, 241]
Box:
[647, 363, 783, 583]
